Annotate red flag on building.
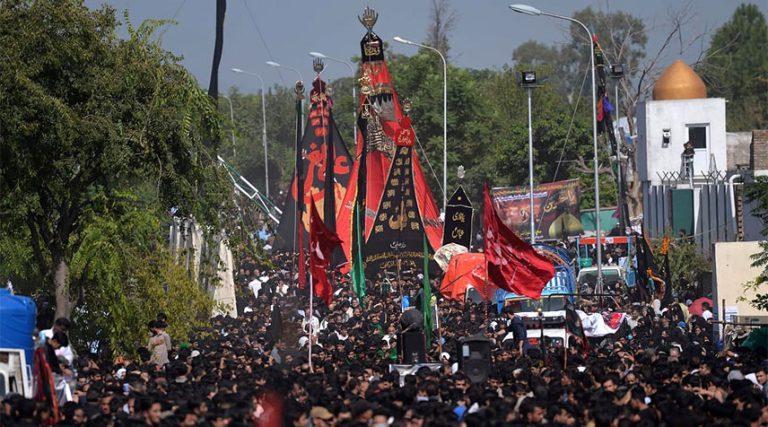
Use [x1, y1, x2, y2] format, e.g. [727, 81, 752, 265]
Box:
[483, 183, 554, 299]
[310, 200, 342, 306]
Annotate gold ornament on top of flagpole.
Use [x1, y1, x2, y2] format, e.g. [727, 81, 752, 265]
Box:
[358, 6, 378, 33]
[294, 80, 305, 101]
[402, 98, 412, 115]
[313, 58, 325, 74]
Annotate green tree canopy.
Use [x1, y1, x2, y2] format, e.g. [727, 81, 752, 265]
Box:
[699, 3, 768, 131]
[0, 0, 229, 319]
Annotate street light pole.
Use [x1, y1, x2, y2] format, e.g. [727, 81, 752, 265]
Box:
[393, 36, 448, 215]
[509, 4, 602, 286]
[267, 61, 305, 136]
[220, 94, 236, 160]
[230, 68, 270, 197]
[527, 86, 535, 243]
[309, 52, 358, 146]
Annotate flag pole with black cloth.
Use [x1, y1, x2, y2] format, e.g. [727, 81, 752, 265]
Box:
[635, 227, 664, 303]
[422, 232, 433, 347]
[351, 109, 369, 305]
[659, 236, 674, 307]
[594, 36, 630, 232]
[565, 303, 589, 353]
[295, 82, 307, 289]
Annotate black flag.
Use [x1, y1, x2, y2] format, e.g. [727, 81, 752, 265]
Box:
[565, 303, 589, 352]
[659, 237, 674, 307]
[442, 185, 473, 249]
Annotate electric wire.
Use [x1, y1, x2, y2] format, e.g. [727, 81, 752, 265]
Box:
[532, 64, 592, 236]
[241, 0, 287, 86]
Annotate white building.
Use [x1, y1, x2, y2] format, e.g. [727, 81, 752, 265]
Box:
[636, 60, 736, 249]
[636, 60, 727, 186]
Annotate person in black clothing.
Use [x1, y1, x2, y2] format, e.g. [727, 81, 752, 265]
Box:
[504, 305, 528, 354]
[56, 401, 86, 426]
[11, 398, 38, 427]
[45, 331, 69, 375]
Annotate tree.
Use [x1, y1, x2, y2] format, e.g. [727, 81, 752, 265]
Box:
[0, 0, 228, 319]
[385, 50, 496, 202]
[698, 4, 768, 131]
[652, 234, 710, 295]
[223, 86, 300, 199]
[512, 4, 707, 219]
[69, 199, 215, 357]
[742, 177, 768, 311]
[424, 0, 459, 59]
[477, 66, 614, 208]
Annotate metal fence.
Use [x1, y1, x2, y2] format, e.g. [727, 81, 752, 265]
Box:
[643, 172, 735, 257]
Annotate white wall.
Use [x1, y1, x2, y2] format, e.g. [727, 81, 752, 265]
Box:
[637, 98, 726, 185]
[713, 241, 767, 320]
[169, 219, 238, 318]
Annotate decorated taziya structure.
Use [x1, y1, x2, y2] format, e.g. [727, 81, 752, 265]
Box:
[274, 72, 354, 252]
[337, 7, 443, 281]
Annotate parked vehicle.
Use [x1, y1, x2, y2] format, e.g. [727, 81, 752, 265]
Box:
[0, 288, 36, 398]
[496, 244, 576, 348]
[576, 236, 636, 289]
[0, 348, 32, 398]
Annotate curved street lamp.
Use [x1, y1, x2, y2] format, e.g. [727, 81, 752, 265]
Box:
[230, 67, 270, 197]
[393, 36, 448, 215]
[509, 4, 603, 286]
[266, 60, 303, 84]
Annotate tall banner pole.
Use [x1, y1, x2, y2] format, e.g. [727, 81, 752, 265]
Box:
[294, 81, 306, 289]
[308, 273, 313, 372]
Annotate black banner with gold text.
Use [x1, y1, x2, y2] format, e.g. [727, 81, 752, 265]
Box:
[442, 186, 473, 249]
[364, 146, 433, 277]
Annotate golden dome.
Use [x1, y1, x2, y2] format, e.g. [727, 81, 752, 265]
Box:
[652, 60, 707, 100]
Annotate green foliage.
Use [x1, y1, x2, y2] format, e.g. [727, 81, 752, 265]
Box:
[652, 234, 710, 292]
[221, 86, 301, 199]
[0, 0, 230, 317]
[225, 44, 619, 219]
[70, 202, 213, 357]
[513, 7, 647, 101]
[742, 177, 768, 311]
[698, 4, 768, 131]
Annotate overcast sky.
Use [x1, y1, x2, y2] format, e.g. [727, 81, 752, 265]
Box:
[84, 0, 766, 94]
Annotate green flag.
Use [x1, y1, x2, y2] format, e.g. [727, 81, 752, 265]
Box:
[351, 202, 366, 304]
[422, 233, 433, 346]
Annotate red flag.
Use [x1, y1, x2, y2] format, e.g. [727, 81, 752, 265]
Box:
[310, 200, 342, 306]
[483, 183, 554, 299]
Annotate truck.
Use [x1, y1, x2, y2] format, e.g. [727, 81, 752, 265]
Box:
[575, 236, 636, 291]
[0, 349, 33, 398]
[577, 265, 627, 290]
[495, 244, 576, 348]
[0, 288, 37, 399]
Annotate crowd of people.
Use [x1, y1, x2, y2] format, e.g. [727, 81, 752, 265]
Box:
[2, 250, 768, 427]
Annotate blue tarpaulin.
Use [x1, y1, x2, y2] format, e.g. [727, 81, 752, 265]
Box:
[0, 288, 37, 365]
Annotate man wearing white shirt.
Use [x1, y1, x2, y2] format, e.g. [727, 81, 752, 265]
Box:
[248, 278, 262, 299]
[38, 317, 75, 365]
[701, 302, 713, 321]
